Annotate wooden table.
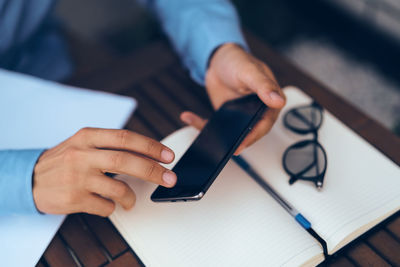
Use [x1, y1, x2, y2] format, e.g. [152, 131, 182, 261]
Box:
[36, 32, 400, 267]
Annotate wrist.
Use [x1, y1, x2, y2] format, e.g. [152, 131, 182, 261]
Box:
[207, 43, 244, 70]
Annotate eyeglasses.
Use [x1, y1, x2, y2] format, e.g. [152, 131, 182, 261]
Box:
[282, 101, 327, 189]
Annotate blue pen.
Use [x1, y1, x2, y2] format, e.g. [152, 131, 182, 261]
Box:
[232, 155, 328, 257]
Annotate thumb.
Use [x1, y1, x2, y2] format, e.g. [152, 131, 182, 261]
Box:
[180, 111, 207, 130]
[239, 65, 285, 109]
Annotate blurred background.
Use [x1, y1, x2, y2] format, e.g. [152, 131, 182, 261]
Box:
[55, 0, 400, 136]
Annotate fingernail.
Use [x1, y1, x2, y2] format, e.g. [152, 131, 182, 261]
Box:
[162, 171, 177, 186]
[161, 149, 174, 162]
[269, 91, 284, 102]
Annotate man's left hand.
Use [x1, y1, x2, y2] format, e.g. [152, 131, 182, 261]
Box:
[181, 43, 286, 155]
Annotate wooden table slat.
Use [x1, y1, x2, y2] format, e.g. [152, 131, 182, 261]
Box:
[136, 84, 182, 129]
[140, 80, 186, 128]
[125, 114, 160, 140]
[155, 72, 213, 119]
[346, 243, 391, 266]
[367, 230, 400, 265]
[386, 216, 400, 240]
[59, 214, 108, 266]
[82, 214, 128, 258]
[357, 119, 400, 164]
[104, 251, 141, 267]
[168, 66, 212, 106]
[43, 234, 78, 267]
[120, 85, 178, 137]
[326, 256, 356, 267]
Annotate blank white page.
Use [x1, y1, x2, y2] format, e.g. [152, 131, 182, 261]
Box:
[111, 127, 323, 267]
[243, 87, 400, 253]
[0, 69, 136, 267]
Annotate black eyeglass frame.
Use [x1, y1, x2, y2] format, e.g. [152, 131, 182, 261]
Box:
[282, 101, 328, 189]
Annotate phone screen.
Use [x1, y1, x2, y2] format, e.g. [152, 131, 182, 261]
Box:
[151, 94, 266, 202]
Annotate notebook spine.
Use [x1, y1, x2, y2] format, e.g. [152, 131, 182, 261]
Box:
[307, 228, 328, 258]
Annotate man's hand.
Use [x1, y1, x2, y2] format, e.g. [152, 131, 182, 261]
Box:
[33, 128, 176, 217]
[182, 43, 286, 155]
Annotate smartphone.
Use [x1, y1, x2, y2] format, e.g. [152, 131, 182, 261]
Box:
[151, 94, 267, 202]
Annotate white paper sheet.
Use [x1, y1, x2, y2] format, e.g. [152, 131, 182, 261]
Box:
[0, 69, 136, 267]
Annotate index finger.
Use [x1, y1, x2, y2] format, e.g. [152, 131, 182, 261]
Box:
[90, 149, 177, 187]
[74, 128, 175, 163]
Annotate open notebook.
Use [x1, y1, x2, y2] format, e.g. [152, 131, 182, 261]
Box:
[110, 86, 400, 266]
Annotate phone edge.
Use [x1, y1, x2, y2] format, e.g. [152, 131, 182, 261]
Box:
[151, 101, 267, 203]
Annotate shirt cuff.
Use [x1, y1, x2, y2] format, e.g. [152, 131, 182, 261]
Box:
[0, 149, 45, 215]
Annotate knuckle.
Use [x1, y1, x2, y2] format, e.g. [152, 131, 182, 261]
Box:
[75, 127, 93, 139]
[117, 129, 130, 147]
[109, 152, 125, 170]
[146, 139, 157, 155]
[144, 163, 157, 180]
[63, 147, 81, 164]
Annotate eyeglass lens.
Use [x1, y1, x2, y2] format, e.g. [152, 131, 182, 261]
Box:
[284, 141, 326, 180]
[285, 105, 322, 133]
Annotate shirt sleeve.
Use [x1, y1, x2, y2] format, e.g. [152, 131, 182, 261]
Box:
[0, 149, 44, 215]
[146, 0, 249, 85]
[0, 0, 72, 81]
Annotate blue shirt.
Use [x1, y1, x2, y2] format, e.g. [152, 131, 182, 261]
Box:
[0, 0, 248, 215]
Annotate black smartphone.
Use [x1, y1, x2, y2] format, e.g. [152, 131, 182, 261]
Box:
[151, 94, 267, 202]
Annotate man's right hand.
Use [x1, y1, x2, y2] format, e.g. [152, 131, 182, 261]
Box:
[33, 128, 176, 217]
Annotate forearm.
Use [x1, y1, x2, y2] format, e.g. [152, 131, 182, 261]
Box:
[148, 0, 249, 84]
[0, 149, 44, 215]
